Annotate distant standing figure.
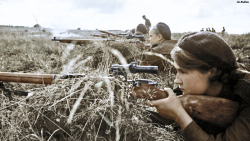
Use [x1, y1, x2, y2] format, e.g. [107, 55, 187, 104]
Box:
[200, 28, 204, 32]
[142, 15, 151, 33]
[222, 27, 225, 36]
[212, 28, 216, 33]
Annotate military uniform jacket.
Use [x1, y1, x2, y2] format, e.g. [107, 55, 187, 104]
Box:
[141, 40, 177, 72]
[183, 70, 250, 141]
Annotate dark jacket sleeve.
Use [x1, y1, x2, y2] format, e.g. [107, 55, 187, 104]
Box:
[141, 41, 173, 71]
[184, 71, 250, 141]
[183, 105, 250, 141]
[141, 53, 165, 67]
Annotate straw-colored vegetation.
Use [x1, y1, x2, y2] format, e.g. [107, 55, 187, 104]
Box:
[0, 26, 249, 140]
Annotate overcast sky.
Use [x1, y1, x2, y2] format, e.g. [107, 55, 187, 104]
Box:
[0, 0, 249, 34]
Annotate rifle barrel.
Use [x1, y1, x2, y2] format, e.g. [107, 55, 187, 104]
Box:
[96, 29, 122, 37]
[132, 66, 158, 74]
[51, 38, 113, 44]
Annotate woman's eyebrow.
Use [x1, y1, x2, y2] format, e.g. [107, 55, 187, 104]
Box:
[173, 63, 186, 71]
[174, 66, 187, 72]
[173, 65, 181, 70]
[175, 68, 183, 71]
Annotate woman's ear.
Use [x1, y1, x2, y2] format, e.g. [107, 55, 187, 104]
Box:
[209, 67, 221, 77]
[158, 34, 164, 41]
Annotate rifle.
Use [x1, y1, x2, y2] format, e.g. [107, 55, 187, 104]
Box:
[96, 29, 146, 41]
[0, 72, 86, 99]
[111, 62, 239, 128]
[111, 62, 167, 100]
[125, 34, 145, 42]
[0, 72, 86, 85]
[96, 29, 122, 37]
[51, 37, 111, 45]
[113, 32, 145, 41]
[116, 33, 128, 36]
[116, 33, 145, 41]
[91, 34, 109, 38]
[111, 61, 157, 83]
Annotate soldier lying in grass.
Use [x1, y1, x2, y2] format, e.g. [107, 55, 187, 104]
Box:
[132, 32, 250, 141]
[138, 22, 177, 72]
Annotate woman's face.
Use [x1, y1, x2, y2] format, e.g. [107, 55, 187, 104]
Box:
[173, 62, 211, 95]
[149, 29, 161, 45]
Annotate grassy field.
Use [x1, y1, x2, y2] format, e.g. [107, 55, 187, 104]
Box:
[0, 26, 249, 140]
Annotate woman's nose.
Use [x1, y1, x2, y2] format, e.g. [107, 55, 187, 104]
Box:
[174, 74, 182, 84]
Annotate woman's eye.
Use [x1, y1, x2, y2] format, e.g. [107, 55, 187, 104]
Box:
[178, 70, 185, 74]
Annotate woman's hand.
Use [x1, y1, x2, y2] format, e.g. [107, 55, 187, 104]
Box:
[150, 88, 193, 130]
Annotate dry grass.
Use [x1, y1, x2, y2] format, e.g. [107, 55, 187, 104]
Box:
[0, 26, 249, 140]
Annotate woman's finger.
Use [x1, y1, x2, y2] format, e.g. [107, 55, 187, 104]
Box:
[150, 97, 167, 106]
[164, 88, 174, 96]
[145, 100, 156, 107]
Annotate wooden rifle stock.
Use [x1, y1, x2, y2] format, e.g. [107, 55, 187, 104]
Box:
[130, 84, 168, 100]
[0, 72, 86, 85]
[131, 84, 240, 128]
[0, 72, 56, 84]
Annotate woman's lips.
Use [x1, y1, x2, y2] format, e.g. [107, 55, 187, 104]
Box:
[179, 87, 184, 91]
[180, 88, 185, 93]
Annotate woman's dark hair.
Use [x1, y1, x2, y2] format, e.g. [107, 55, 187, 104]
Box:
[151, 22, 171, 40]
[171, 32, 239, 83]
[136, 24, 147, 34]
